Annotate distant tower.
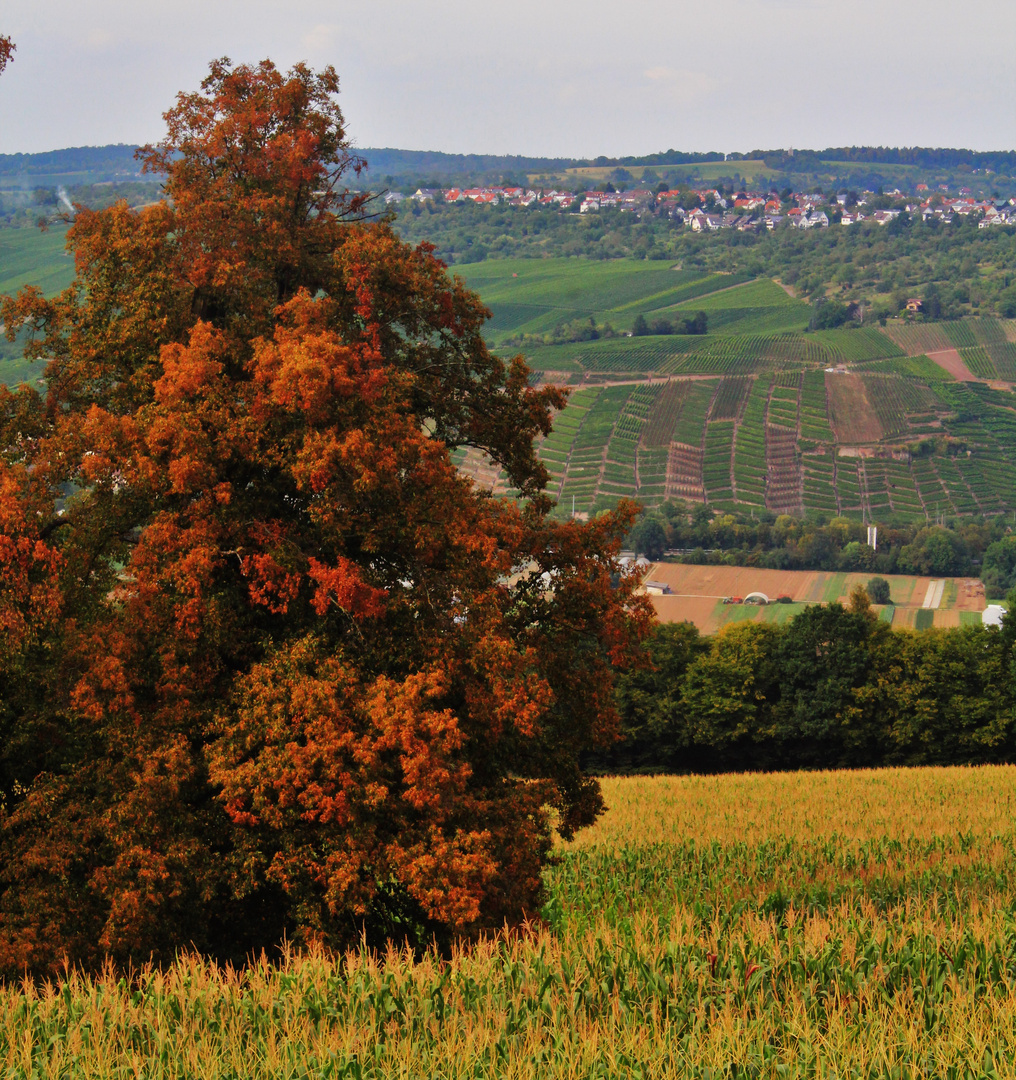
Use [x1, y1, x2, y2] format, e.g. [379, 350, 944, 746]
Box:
[867, 525, 877, 550]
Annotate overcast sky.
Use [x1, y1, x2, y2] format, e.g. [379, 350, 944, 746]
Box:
[1, 0, 1014, 158]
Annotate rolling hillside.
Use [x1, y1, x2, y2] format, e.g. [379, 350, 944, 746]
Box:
[5, 227, 1016, 528]
[453, 259, 1016, 523]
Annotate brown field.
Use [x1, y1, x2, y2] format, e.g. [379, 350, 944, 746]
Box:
[825, 373, 883, 443]
[926, 348, 977, 381]
[646, 562, 984, 632]
[665, 441, 704, 501]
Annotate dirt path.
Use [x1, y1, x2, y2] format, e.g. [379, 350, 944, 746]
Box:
[573, 373, 719, 388]
[926, 348, 978, 382]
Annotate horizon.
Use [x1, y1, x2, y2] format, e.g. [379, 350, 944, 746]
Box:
[1, 141, 1014, 166]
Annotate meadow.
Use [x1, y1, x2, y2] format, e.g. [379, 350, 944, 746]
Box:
[7, 767, 1016, 1077]
[0, 224, 73, 299]
[0, 225, 73, 388]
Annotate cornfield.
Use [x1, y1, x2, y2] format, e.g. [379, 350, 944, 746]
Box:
[7, 767, 1016, 1077]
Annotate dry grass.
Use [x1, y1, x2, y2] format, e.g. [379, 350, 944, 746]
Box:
[826, 373, 883, 444]
[6, 767, 1016, 1077]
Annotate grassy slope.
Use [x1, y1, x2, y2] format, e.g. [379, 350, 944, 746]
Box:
[455, 257, 1016, 524]
[0, 225, 74, 298]
[0, 225, 73, 388]
[455, 260, 810, 374]
[455, 258, 719, 344]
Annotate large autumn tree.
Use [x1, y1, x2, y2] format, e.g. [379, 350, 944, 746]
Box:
[0, 59, 651, 974]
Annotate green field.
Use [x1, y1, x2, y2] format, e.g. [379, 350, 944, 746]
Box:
[9, 229, 1016, 525]
[0, 224, 73, 298]
[0, 226, 73, 388]
[455, 258, 748, 354]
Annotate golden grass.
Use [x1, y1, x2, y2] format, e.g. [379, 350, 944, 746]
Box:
[574, 766, 1016, 848]
[6, 766, 1016, 1077]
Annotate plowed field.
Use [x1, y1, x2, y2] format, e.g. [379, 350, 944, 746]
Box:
[645, 563, 985, 632]
[826, 374, 883, 443]
[926, 348, 978, 381]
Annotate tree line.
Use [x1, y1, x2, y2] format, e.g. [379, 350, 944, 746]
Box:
[627, 503, 1016, 596]
[604, 588, 1015, 775]
[393, 199, 1016, 320]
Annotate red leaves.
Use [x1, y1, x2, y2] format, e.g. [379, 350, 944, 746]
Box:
[0, 464, 62, 663]
[250, 293, 387, 423]
[211, 645, 493, 931]
[155, 323, 225, 406]
[0, 58, 653, 973]
[307, 557, 386, 619]
[240, 553, 302, 615]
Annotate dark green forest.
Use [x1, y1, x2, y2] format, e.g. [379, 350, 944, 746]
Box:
[606, 590, 1016, 774]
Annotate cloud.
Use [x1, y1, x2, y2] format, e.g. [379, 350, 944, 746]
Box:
[642, 67, 717, 105]
[84, 29, 114, 49]
[301, 23, 337, 59]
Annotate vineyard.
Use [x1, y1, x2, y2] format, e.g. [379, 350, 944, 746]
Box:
[880, 321, 955, 355]
[703, 420, 736, 505]
[732, 376, 768, 506]
[671, 381, 715, 447]
[450, 262, 1016, 522]
[708, 375, 751, 420]
[802, 449, 838, 514]
[521, 351, 1016, 520]
[799, 369, 834, 442]
[813, 326, 904, 363]
[642, 380, 688, 446]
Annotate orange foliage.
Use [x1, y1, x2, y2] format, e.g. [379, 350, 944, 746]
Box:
[0, 60, 652, 974]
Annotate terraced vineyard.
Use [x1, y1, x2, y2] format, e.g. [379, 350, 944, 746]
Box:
[802, 449, 838, 514]
[666, 382, 716, 503]
[732, 376, 769, 507]
[703, 421, 735, 505]
[448, 261, 1016, 522]
[766, 374, 803, 514]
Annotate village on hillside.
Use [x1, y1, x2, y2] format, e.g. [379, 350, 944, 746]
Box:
[390, 184, 1016, 231]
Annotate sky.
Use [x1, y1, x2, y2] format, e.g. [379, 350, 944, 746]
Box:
[1, 0, 1014, 158]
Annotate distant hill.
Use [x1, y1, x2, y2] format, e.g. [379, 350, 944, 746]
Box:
[353, 147, 576, 179]
[3, 143, 1014, 192]
[0, 144, 148, 186]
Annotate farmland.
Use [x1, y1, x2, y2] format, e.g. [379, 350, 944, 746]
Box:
[0, 224, 74, 300]
[9, 232, 1016, 525]
[644, 562, 985, 633]
[10, 767, 1016, 1076]
[456, 260, 1016, 523]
